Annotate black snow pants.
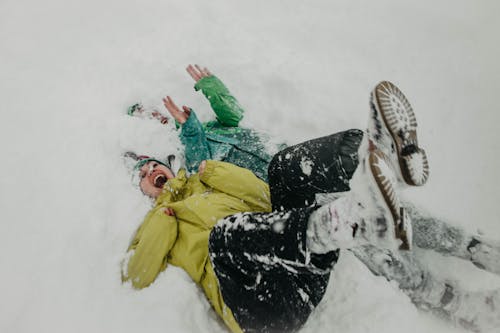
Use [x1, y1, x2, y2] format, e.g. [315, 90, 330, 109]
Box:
[208, 129, 364, 333]
[268, 129, 363, 211]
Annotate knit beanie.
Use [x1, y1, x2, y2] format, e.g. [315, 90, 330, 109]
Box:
[123, 152, 177, 187]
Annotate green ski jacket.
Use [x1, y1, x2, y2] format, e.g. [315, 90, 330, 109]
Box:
[180, 75, 284, 181]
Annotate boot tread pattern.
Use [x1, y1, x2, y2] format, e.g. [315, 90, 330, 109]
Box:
[373, 81, 429, 186]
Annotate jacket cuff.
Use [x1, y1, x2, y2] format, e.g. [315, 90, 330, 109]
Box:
[180, 110, 201, 136]
[194, 75, 227, 93]
[194, 75, 214, 91]
[199, 160, 217, 181]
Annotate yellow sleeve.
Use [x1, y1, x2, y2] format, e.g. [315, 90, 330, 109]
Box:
[199, 160, 271, 212]
[122, 206, 178, 289]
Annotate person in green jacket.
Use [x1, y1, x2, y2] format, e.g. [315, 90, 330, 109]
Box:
[123, 80, 500, 333]
[128, 64, 284, 181]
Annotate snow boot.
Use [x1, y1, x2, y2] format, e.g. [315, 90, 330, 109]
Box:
[351, 245, 500, 332]
[441, 286, 500, 332]
[467, 236, 500, 276]
[320, 148, 412, 251]
[416, 281, 500, 332]
[306, 148, 412, 252]
[368, 81, 429, 186]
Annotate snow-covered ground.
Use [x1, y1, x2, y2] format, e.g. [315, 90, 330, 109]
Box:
[1, 0, 500, 332]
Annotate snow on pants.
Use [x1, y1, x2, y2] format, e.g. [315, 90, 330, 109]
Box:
[208, 130, 363, 332]
[209, 209, 338, 333]
[268, 129, 363, 210]
[265, 128, 478, 258]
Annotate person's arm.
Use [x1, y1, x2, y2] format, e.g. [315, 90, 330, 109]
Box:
[179, 111, 212, 171]
[122, 206, 178, 289]
[163, 96, 211, 172]
[198, 160, 271, 212]
[187, 64, 244, 127]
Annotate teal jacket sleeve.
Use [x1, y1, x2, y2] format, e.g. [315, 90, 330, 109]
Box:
[180, 111, 212, 172]
[194, 75, 244, 127]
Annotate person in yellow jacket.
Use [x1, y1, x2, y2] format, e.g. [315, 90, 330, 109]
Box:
[123, 159, 271, 333]
[122, 81, 500, 333]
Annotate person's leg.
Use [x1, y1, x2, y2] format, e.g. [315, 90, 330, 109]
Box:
[209, 208, 338, 333]
[268, 129, 363, 210]
[267, 133, 477, 250]
[407, 204, 500, 275]
[300, 80, 500, 331]
[306, 141, 414, 252]
[208, 131, 408, 331]
[351, 244, 500, 332]
[302, 144, 500, 331]
[269, 80, 429, 203]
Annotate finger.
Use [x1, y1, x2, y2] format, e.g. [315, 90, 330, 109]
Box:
[203, 67, 212, 76]
[186, 65, 201, 81]
[164, 208, 175, 216]
[195, 64, 207, 77]
[162, 97, 171, 109]
[198, 65, 210, 76]
[182, 106, 192, 116]
[163, 97, 173, 110]
[186, 65, 196, 80]
[163, 97, 178, 115]
[166, 96, 182, 112]
[163, 96, 172, 105]
[198, 160, 207, 175]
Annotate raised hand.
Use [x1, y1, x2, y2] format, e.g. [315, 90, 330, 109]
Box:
[162, 96, 191, 124]
[186, 64, 212, 83]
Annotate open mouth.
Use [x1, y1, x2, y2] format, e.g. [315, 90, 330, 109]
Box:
[153, 174, 167, 188]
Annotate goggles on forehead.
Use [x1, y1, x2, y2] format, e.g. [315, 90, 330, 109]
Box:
[133, 157, 169, 171]
[128, 154, 177, 188]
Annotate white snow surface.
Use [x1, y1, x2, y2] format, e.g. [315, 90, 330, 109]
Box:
[1, 0, 500, 332]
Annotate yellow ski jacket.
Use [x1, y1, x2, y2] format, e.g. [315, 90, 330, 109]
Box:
[123, 160, 272, 333]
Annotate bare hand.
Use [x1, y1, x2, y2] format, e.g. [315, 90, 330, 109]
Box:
[162, 96, 191, 124]
[198, 160, 207, 176]
[186, 64, 212, 83]
[164, 208, 175, 216]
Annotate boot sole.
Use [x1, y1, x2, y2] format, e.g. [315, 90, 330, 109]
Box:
[371, 81, 429, 186]
[368, 150, 412, 250]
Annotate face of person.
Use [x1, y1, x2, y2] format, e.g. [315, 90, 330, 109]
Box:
[139, 161, 175, 198]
